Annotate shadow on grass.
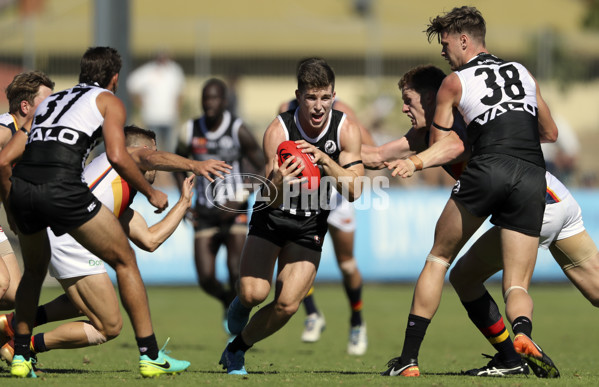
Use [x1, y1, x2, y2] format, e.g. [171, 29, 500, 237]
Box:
[0, 369, 130, 377]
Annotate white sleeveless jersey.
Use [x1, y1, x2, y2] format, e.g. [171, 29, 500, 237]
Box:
[456, 57, 537, 126]
[48, 152, 136, 279]
[0, 113, 18, 133]
[454, 53, 544, 167]
[13, 84, 107, 184]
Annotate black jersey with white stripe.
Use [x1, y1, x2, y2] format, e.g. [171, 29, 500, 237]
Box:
[181, 110, 245, 209]
[455, 53, 544, 167]
[13, 84, 106, 184]
[275, 108, 344, 217]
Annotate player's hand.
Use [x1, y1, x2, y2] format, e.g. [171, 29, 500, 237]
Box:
[148, 188, 169, 213]
[271, 155, 305, 188]
[193, 159, 232, 182]
[179, 175, 195, 208]
[295, 140, 327, 166]
[385, 158, 416, 178]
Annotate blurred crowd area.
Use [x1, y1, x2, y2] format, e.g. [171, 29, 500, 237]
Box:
[0, 0, 599, 188]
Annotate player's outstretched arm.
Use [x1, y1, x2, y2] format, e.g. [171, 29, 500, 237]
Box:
[361, 127, 427, 169]
[120, 175, 195, 252]
[130, 147, 232, 182]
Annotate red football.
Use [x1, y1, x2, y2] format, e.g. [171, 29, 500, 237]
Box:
[277, 140, 320, 190]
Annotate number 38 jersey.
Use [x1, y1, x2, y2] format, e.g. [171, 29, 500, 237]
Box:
[13, 84, 107, 184]
[455, 53, 544, 168]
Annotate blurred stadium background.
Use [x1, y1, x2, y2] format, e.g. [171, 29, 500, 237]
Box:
[1, 0, 599, 285]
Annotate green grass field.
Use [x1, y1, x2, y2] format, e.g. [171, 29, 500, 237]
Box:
[1, 282, 597, 386]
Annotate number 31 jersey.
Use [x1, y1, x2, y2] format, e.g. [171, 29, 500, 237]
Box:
[455, 53, 544, 167]
[13, 83, 107, 184]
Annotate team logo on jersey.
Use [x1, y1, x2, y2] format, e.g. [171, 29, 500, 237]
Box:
[452, 180, 461, 194]
[324, 140, 337, 154]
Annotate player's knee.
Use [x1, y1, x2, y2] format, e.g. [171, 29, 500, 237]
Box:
[238, 282, 269, 306]
[274, 299, 300, 319]
[97, 312, 123, 341]
[339, 258, 358, 277]
[110, 246, 137, 269]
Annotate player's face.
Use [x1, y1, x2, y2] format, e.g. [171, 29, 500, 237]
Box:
[296, 85, 335, 132]
[202, 84, 226, 120]
[440, 31, 463, 71]
[401, 87, 427, 129]
[29, 85, 53, 118]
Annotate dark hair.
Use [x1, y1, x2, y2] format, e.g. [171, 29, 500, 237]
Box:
[5, 71, 55, 114]
[426, 6, 486, 46]
[78, 46, 122, 88]
[296, 57, 335, 93]
[202, 78, 227, 97]
[124, 125, 156, 147]
[399, 65, 446, 96]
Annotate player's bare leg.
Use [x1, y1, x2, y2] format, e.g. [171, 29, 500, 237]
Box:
[220, 236, 280, 374]
[383, 199, 484, 377]
[500, 228, 537, 322]
[8, 230, 50, 377]
[501, 228, 558, 378]
[0, 251, 21, 310]
[412, 199, 484, 319]
[13, 231, 51, 338]
[550, 231, 599, 306]
[449, 226, 503, 302]
[242, 242, 319, 345]
[1, 273, 121, 361]
[48, 273, 122, 348]
[69, 205, 152, 338]
[69, 205, 190, 376]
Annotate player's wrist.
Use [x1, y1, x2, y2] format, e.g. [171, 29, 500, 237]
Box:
[409, 155, 423, 171]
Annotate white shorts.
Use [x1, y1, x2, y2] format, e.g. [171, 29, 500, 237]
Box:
[0, 226, 8, 244]
[539, 194, 585, 249]
[327, 192, 356, 233]
[47, 228, 107, 280]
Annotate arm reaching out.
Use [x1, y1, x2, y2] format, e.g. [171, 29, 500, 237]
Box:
[130, 147, 232, 182]
[121, 175, 195, 251]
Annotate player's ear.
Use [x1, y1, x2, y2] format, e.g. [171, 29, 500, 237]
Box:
[294, 89, 300, 101]
[19, 99, 30, 117]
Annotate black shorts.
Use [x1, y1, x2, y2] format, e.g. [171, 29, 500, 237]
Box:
[10, 177, 102, 236]
[193, 203, 249, 232]
[248, 208, 329, 252]
[451, 154, 546, 236]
